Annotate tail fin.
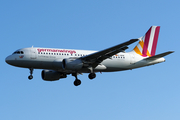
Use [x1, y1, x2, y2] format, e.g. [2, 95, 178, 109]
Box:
[133, 26, 160, 57]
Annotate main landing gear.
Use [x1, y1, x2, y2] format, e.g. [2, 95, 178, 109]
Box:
[28, 68, 34, 80]
[88, 67, 96, 80]
[88, 73, 96, 79]
[72, 72, 96, 86]
[72, 73, 81, 86]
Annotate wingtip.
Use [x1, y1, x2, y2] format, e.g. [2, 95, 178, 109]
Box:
[168, 51, 175, 54]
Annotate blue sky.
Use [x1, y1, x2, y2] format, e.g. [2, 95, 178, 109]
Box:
[1, 0, 179, 120]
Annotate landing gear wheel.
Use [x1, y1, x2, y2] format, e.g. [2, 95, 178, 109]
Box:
[88, 73, 96, 79]
[28, 75, 33, 80]
[74, 79, 81, 86]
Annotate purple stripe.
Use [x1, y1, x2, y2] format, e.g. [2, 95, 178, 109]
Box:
[151, 26, 160, 56]
[142, 27, 152, 56]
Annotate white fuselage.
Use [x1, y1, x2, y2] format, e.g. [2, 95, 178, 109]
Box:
[5, 47, 165, 74]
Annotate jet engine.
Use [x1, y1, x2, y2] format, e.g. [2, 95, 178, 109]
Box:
[41, 70, 67, 81]
[62, 58, 83, 70]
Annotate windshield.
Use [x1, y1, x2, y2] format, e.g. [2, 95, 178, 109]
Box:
[12, 51, 24, 55]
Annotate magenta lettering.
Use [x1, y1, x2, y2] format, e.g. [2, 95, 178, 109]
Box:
[37, 48, 76, 54]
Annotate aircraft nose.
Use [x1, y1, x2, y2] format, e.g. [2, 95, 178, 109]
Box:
[5, 55, 13, 65]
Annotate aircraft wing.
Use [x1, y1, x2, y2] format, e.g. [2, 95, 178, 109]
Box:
[81, 39, 138, 67]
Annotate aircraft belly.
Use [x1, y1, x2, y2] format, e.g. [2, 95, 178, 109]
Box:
[22, 61, 53, 69]
[101, 58, 131, 72]
[53, 59, 63, 69]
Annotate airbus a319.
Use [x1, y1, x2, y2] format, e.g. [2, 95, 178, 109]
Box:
[5, 26, 174, 86]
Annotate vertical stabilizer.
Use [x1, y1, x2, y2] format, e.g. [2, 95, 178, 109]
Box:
[133, 26, 160, 57]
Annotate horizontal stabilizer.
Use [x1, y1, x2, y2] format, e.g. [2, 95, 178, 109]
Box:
[145, 51, 174, 60]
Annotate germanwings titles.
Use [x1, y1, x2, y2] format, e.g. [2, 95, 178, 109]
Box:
[6, 26, 174, 86]
[37, 49, 76, 54]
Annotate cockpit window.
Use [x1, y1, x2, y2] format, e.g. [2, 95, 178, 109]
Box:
[13, 51, 24, 55]
[13, 51, 18, 54]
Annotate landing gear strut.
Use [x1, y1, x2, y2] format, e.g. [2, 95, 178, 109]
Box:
[72, 73, 81, 86]
[28, 68, 34, 80]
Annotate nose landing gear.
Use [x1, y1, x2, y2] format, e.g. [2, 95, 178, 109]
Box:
[28, 68, 34, 80]
[28, 75, 33, 80]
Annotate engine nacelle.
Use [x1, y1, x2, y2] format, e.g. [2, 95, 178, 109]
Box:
[62, 58, 83, 70]
[41, 70, 67, 81]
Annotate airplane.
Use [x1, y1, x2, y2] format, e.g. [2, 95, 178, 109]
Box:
[5, 26, 174, 86]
